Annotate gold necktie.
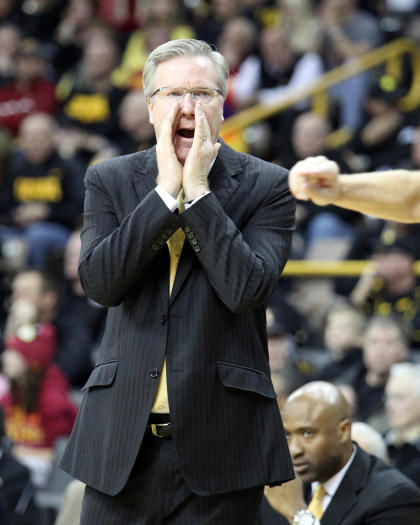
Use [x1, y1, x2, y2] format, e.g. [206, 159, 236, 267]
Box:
[151, 190, 186, 413]
[167, 190, 186, 293]
[308, 484, 326, 520]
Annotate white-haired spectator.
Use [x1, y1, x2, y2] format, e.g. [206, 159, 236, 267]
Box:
[385, 362, 420, 487]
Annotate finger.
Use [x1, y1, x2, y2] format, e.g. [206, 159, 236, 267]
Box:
[212, 142, 221, 160]
[159, 103, 180, 146]
[194, 103, 211, 145]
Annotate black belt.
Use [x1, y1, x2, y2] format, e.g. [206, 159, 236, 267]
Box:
[148, 414, 172, 439]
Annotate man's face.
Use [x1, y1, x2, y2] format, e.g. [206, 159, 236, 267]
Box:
[292, 115, 328, 159]
[11, 272, 44, 308]
[385, 377, 420, 431]
[363, 325, 408, 377]
[20, 116, 54, 164]
[282, 396, 349, 483]
[147, 56, 224, 165]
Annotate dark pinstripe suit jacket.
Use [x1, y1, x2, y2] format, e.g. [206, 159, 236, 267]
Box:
[60, 141, 296, 496]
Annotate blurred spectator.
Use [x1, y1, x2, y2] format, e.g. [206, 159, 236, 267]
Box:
[116, 90, 155, 155]
[112, 0, 194, 89]
[54, 230, 105, 387]
[232, 26, 323, 108]
[316, 301, 365, 382]
[0, 23, 20, 87]
[266, 302, 322, 383]
[385, 362, 420, 487]
[349, 73, 411, 170]
[195, 0, 243, 47]
[287, 111, 360, 254]
[337, 314, 410, 434]
[232, 25, 323, 165]
[348, 234, 420, 348]
[56, 28, 126, 163]
[398, 123, 420, 171]
[351, 421, 390, 462]
[217, 17, 258, 115]
[0, 295, 77, 487]
[0, 37, 57, 137]
[0, 0, 19, 26]
[97, 0, 142, 33]
[280, 0, 322, 54]
[0, 405, 40, 524]
[6, 269, 96, 388]
[318, 0, 382, 131]
[266, 308, 296, 373]
[53, 0, 99, 77]
[0, 112, 84, 269]
[17, 0, 62, 42]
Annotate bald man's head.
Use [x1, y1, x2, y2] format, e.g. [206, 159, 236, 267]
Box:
[282, 381, 353, 483]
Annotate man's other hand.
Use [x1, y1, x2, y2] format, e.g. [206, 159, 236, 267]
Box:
[182, 102, 219, 201]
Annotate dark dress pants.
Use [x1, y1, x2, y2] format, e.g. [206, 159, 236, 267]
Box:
[80, 431, 264, 524]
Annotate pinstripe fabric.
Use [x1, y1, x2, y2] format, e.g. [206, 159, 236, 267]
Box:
[60, 141, 296, 498]
[151, 191, 185, 413]
[80, 433, 264, 524]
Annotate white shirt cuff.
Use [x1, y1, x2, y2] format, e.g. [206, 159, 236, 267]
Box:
[184, 192, 211, 209]
[155, 186, 211, 211]
[155, 185, 179, 212]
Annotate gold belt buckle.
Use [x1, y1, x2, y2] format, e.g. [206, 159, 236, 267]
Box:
[150, 422, 169, 437]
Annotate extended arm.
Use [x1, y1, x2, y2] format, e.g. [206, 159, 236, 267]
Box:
[288, 156, 420, 223]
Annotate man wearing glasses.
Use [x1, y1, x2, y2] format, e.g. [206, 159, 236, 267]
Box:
[61, 39, 295, 524]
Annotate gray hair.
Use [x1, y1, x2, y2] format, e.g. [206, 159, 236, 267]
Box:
[143, 39, 229, 99]
[388, 362, 420, 396]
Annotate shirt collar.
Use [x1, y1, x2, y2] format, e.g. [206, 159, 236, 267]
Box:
[311, 445, 357, 498]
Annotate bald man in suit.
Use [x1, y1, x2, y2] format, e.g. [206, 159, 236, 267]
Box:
[259, 381, 420, 524]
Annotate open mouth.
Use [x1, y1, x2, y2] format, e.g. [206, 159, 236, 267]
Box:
[177, 129, 195, 139]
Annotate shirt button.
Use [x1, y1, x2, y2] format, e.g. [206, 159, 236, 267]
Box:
[149, 368, 159, 378]
[185, 226, 191, 233]
[194, 246, 200, 252]
[161, 314, 167, 325]
[191, 239, 198, 245]
[187, 232, 194, 239]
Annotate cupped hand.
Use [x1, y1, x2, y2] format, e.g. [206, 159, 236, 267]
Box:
[156, 103, 183, 197]
[182, 103, 220, 201]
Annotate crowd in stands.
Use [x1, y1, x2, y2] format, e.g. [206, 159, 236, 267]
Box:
[0, 0, 418, 523]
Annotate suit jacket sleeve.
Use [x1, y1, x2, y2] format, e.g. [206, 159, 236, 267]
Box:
[78, 164, 180, 306]
[179, 165, 295, 313]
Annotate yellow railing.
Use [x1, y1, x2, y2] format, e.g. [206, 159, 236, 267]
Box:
[283, 260, 420, 277]
[220, 38, 420, 150]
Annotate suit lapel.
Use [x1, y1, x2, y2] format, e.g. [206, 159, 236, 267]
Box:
[132, 146, 159, 204]
[321, 447, 368, 525]
[169, 141, 241, 305]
